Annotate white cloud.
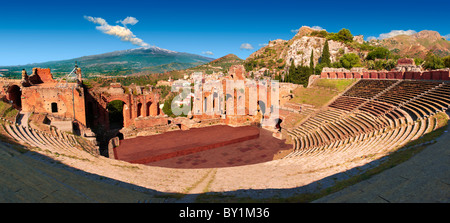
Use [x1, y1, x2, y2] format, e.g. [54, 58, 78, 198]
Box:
[311, 26, 324, 31]
[291, 25, 325, 33]
[377, 30, 417, 40]
[202, 51, 214, 56]
[366, 36, 377, 41]
[444, 34, 450, 40]
[365, 30, 417, 41]
[259, 43, 268, 47]
[84, 16, 107, 25]
[117, 16, 139, 26]
[84, 15, 149, 48]
[240, 43, 254, 50]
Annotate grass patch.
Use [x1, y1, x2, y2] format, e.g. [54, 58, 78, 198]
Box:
[202, 169, 217, 193]
[290, 87, 339, 107]
[313, 79, 356, 92]
[0, 101, 18, 121]
[289, 79, 356, 108]
[183, 169, 214, 194]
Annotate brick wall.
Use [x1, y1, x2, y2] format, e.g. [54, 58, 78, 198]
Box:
[21, 84, 86, 126]
[321, 69, 449, 81]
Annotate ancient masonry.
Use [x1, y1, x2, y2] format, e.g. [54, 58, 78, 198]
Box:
[0, 64, 282, 138]
[0, 66, 167, 135]
[1, 68, 87, 129]
[85, 82, 167, 131]
[320, 59, 450, 80]
[191, 65, 279, 127]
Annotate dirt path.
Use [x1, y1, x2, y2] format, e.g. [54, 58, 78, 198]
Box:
[177, 169, 217, 203]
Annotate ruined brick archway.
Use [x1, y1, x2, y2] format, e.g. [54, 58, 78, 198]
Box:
[106, 100, 127, 130]
[85, 88, 167, 131]
[137, 102, 143, 117]
[6, 85, 22, 110]
[146, 101, 152, 116]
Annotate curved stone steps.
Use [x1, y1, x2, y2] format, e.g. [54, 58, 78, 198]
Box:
[4, 124, 26, 144]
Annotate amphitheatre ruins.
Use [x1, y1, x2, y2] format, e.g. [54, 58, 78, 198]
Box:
[0, 58, 449, 202]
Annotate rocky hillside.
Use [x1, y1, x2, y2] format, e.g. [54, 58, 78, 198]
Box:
[372, 30, 450, 59]
[246, 26, 367, 71]
[184, 53, 244, 74]
[245, 26, 450, 73]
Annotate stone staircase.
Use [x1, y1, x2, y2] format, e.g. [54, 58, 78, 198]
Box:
[284, 80, 450, 161]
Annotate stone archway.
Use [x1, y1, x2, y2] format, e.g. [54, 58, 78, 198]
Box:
[107, 100, 126, 130]
[146, 101, 152, 116]
[7, 85, 22, 110]
[137, 102, 143, 117]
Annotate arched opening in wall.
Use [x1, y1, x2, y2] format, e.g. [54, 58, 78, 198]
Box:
[212, 92, 218, 113]
[146, 101, 152, 116]
[7, 85, 22, 110]
[51, 103, 58, 113]
[204, 97, 208, 113]
[137, 103, 142, 117]
[258, 100, 266, 116]
[225, 93, 233, 115]
[107, 100, 125, 130]
[156, 102, 160, 116]
[86, 101, 94, 127]
[72, 122, 80, 136]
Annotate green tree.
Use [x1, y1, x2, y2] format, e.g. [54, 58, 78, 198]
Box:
[287, 60, 314, 86]
[244, 60, 257, 72]
[315, 62, 325, 75]
[288, 61, 296, 83]
[443, 55, 450, 68]
[423, 52, 444, 70]
[384, 59, 397, 71]
[310, 49, 314, 72]
[339, 53, 362, 69]
[366, 47, 391, 60]
[337, 28, 353, 43]
[297, 65, 312, 87]
[162, 94, 174, 117]
[331, 61, 343, 68]
[365, 60, 376, 70]
[414, 58, 424, 66]
[310, 30, 328, 38]
[320, 40, 331, 66]
[327, 28, 353, 43]
[374, 60, 386, 70]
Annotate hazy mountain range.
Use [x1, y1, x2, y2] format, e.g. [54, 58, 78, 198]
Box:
[0, 46, 214, 78]
[373, 30, 450, 58]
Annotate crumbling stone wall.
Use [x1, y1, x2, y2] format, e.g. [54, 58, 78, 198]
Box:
[21, 83, 87, 126]
[321, 67, 450, 80]
[28, 68, 56, 84]
[85, 83, 166, 130]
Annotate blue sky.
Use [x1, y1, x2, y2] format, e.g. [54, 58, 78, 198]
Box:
[0, 0, 449, 66]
